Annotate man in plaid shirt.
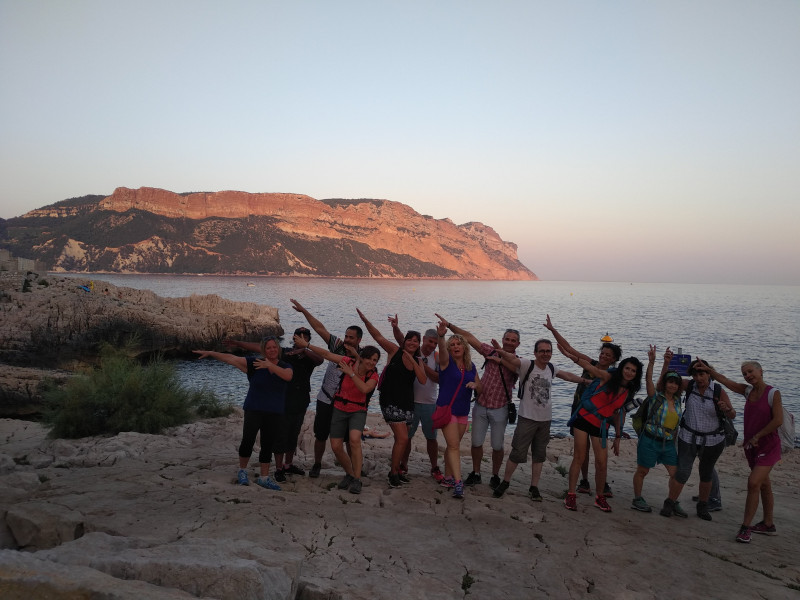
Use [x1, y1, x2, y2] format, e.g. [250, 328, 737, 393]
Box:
[441, 318, 520, 490]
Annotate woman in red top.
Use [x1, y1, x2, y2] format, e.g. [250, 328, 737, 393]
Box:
[294, 333, 380, 494]
[559, 347, 643, 513]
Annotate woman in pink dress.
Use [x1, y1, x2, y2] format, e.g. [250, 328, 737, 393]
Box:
[696, 360, 783, 543]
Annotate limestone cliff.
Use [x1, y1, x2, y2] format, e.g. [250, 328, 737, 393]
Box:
[6, 187, 537, 279]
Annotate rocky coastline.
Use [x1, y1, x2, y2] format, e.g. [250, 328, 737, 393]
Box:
[0, 412, 798, 599]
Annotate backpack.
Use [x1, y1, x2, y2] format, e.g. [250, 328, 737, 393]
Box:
[767, 387, 796, 453]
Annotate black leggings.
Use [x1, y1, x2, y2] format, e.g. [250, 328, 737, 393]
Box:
[239, 410, 284, 464]
[674, 438, 725, 485]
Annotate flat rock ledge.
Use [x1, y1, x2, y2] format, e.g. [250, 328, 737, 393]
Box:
[0, 414, 798, 600]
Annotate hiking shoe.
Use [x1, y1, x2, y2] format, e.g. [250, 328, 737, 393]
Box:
[440, 476, 455, 489]
[529, 486, 542, 502]
[274, 468, 287, 483]
[736, 525, 752, 543]
[452, 479, 464, 499]
[256, 476, 281, 491]
[489, 474, 501, 490]
[577, 479, 591, 494]
[697, 501, 712, 521]
[398, 473, 411, 484]
[660, 499, 674, 517]
[349, 478, 363, 495]
[464, 471, 481, 486]
[603, 483, 613, 498]
[751, 521, 777, 535]
[237, 469, 250, 486]
[631, 497, 652, 512]
[493, 480, 510, 498]
[594, 495, 612, 512]
[285, 464, 305, 476]
[338, 474, 354, 490]
[672, 501, 688, 518]
[692, 495, 722, 511]
[388, 473, 402, 488]
[431, 466, 445, 483]
[564, 492, 577, 511]
[309, 463, 321, 478]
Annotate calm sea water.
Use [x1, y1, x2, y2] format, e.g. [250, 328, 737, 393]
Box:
[77, 274, 799, 440]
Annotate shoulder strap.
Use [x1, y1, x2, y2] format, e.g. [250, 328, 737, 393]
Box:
[517, 361, 537, 400]
[548, 363, 554, 377]
[766, 386, 776, 407]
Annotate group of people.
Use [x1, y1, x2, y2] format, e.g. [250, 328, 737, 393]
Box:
[194, 305, 786, 545]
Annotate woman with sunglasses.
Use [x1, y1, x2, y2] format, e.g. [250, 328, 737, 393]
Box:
[356, 308, 427, 488]
[631, 346, 683, 513]
[193, 336, 293, 490]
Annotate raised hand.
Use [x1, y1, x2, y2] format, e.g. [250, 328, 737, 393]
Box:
[543, 314, 555, 332]
[647, 345, 657, 363]
[388, 314, 399, 328]
[289, 298, 304, 313]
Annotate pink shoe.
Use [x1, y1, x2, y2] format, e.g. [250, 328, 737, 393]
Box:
[594, 494, 611, 512]
[430, 466, 445, 483]
[564, 492, 577, 511]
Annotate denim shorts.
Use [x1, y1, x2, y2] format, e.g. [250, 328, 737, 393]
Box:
[408, 402, 437, 440]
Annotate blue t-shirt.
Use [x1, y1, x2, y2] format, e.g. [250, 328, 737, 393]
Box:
[243, 356, 292, 413]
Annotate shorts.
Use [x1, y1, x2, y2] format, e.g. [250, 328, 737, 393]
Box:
[571, 416, 603, 438]
[381, 403, 415, 425]
[330, 408, 367, 439]
[313, 400, 335, 441]
[508, 417, 550, 464]
[636, 432, 678, 469]
[744, 440, 781, 469]
[449, 414, 469, 425]
[408, 402, 437, 440]
[470, 403, 508, 451]
[273, 410, 306, 454]
[675, 438, 725, 484]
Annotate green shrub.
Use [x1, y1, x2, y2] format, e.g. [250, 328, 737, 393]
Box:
[44, 345, 231, 438]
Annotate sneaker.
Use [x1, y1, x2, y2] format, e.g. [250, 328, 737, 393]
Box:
[751, 521, 777, 535]
[603, 483, 613, 498]
[237, 469, 250, 486]
[398, 473, 411, 484]
[594, 494, 612, 512]
[338, 474, 354, 490]
[697, 501, 712, 521]
[274, 468, 287, 483]
[430, 466, 445, 483]
[440, 476, 455, 489]
[256, 476, 281, 491]
[529, 486, 542, 502]
[736, 525, 752, 543]
[489, 474, 501, 490]
[631, 497, 652, 513]
[309, 463, 321, 478]
[672, 501, 688, 518]
[285, 464, 305, 476]
[452, 479, 464, 499]
[388, 473, 402, 488]
[493, 480, 510, 498]
[349, 478, 363, 495]
[659, 499, 674, 517]
[399, 463, 408, 476]
[464, 471, 481, 486]
[577, 479, 591, 494]
[564, 492, 577, 511]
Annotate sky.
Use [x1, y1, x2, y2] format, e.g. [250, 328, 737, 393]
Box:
[1, 1, 798, 284]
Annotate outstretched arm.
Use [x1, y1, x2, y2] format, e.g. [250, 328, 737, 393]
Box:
[435, 319, 450, 370]
[556, 371, 588, 385]
[293, 334, 341, 364]
[645, 345, 657, 397]
[543, 315, 593, 364]
[435, 313, 482, 353]
[290, 299, 332, 346]
[558, 344, 611, 383]
[357, 308, 399, 355]
[192, 350, 248, 373]
[222, 339, 262, 353]
[694, 361, 748, 396]
[489, 339, 521, 370]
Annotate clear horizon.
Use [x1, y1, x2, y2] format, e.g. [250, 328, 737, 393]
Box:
[2, 1, 798, 285]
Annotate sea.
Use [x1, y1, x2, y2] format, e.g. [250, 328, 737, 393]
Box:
[69, 274, 800, 442]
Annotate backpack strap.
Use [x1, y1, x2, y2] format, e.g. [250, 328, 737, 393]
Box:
[517, 361, 537, 400]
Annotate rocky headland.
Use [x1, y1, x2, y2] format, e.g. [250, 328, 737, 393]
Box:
[0, 272, 280, 417]
[1, 187, 537, 280]
[0, 413, 798, 599]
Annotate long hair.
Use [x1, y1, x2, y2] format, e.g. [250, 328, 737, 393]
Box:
[605, 356, 643, 396]
[447, 334, 473, 371]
